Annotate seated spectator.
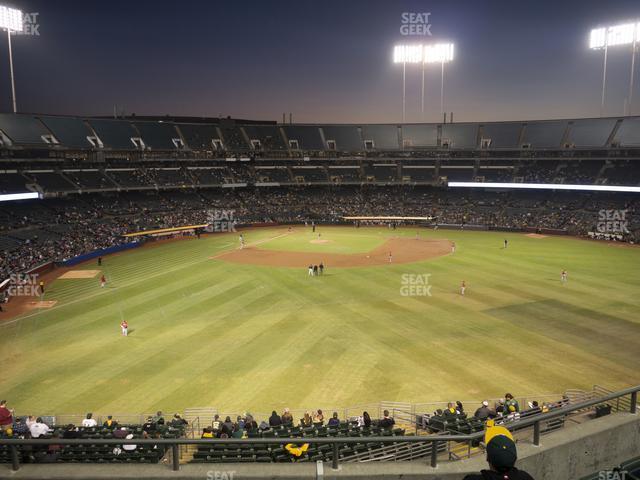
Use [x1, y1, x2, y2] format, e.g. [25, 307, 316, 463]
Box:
[505, 393, 519, 413]
[62, 425, 80, 439]
[12, 417, 30, 437]
[362, 411, 372, 428]
[103, 415, 118, 429]
[474, 401, 493, 421]
[244, 414, 257, 431]
[222, 416, 234, 436]
[301, 412, 313, 427]
[0, 400, 13, 432]
[259, 420, 270, 431]
[525, 401, 542, 415]
[269, 410, 282, 427]
[25, 415, 36, 431]
[212, 414, 222, 434]
[281, 408, 293, 426]
[236, 415, 245, 430]
[313, 409, 324, 425]
[170, 413, 188, 427]
[143, 416, 156, 433]
[113, 426, 129, 439]
[495, 399, 505, 415]
[153, 411, 165, 425]
[379, 409, 395, 429]
[462, 421, 534, 480]
[456, 401, 465, 414]
[81, 413, 97, 428]
[327, 412, 340, 427]
[201, 427, 214, 439]
[442, 403, 459, 421]
[231, 424, 244, 439]
[29, 417, 51, 438]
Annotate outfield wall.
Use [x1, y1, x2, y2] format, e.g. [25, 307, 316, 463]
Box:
[60, 241, 142, 267]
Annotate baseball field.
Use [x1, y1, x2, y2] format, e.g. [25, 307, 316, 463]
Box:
[1, 225, 640, 416]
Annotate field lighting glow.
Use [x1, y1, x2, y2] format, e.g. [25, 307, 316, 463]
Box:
[448, 182, 640, 193]
[0, 5, 23, 32]
[0, 192, 40, 202]
[590, 22, 640, 49]
[393, 43, 454, 64]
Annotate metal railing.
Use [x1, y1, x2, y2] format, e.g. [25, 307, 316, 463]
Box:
[1, 385, 637, 472]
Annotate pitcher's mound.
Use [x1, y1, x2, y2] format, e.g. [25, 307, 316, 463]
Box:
[217, 238, 452, 268]
[59, 270, 100, 279]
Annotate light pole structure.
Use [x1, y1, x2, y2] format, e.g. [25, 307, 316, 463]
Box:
[590, 22, 640, 116]
[393, 43, 454, 123]
[0, 5, 23, 113]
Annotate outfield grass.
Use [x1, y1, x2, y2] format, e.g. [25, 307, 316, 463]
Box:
[1, 226, 640, 416]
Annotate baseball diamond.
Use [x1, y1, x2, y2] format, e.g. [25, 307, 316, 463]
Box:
[1, 226, 639, 415]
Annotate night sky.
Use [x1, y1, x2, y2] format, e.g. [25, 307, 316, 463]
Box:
[0, 0, 638, 123]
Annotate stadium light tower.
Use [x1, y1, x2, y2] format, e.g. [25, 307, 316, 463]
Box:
[0, 5, 22, 113]
[393, 43, 454, 122]
[393, 45, 422, 122]
[590, 22, 640, 116]
[423, 43, 455, 118]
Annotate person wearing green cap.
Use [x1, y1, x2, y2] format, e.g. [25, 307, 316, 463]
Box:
[463, 421, 535, 480]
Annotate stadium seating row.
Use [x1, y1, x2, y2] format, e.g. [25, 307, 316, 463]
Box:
[1, 158, 638, 195]
[1, 113, 639, 151]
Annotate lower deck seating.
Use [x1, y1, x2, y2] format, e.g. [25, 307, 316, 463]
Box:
[190, 422, 406, 463]
[0, 423, 185, 465]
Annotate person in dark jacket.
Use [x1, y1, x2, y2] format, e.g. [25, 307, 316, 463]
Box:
[362, 411, 372, 428]
[463, 421, 535, 480]
[474, 401, 493, 421]
[269, 411, 282, 427]
[442, 402, 459, 421]
[327, 412, 340, 427]
[379, 410, 395, 429]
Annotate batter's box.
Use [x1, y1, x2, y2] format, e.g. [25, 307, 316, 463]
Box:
[59, 270, 101, 279]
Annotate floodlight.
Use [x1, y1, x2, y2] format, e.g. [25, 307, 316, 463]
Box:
[393, 45, 423, 64]
[0, 5, 22, 32]
[590, 21, 640, 116]
[590, 22, 638, 49]
[590, 28, 606, 49]
[608, 23, 636, 47]
[1, 4, 22, 113]
[0, 192, 40, 202]
[393, 42, 456, 122]
[424, 43, 454, 63]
